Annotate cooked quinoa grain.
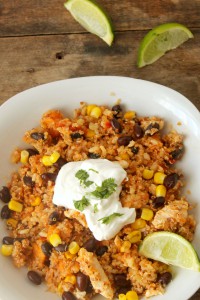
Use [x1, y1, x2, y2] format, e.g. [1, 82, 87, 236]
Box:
[0, 103, 196, 299]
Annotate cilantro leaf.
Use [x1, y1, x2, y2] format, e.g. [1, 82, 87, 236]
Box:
[75, 169, 94, 188]
[93, 203, 98, 213]
[89, 168, 99, 174]
[91, 178, 117, 199]
[73, 196, 90, 212]
[98, 213, 123, 224]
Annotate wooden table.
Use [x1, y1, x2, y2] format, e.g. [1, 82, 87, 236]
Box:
[0, 1, 199, 299]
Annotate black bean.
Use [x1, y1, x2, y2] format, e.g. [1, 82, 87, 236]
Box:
[62, 291, 77, 300]
[117, 136, 133, 146]
[1, 205, 11, 219]
[171, 147, 184, 160]
[88, 153, 100, 159]
[157, 272, 172, 286]
[136, 209, 141, 218]
[86, 281, 93, 293]
[153, 197, 165, 209]
[41, 242, 53, 257]
[113, 274, 131, 287]
[30, 132, 45, 140]
[96, 245, 108, 256]
[111, 118, 122, 133]
[164, 173, 179, 189]
[112, 105, 122, 114]
[76, 272, 90, 291]
[2, 236, 15, 245]
[146, 122, 160, 132]
[26, 148, 39, 157]
[41, 172, 57, 182]
[55, 243, 68, 252]
[49, 211, 60, 225]
[23, 176, 35, 188]
[134, 123, 144, 139]
[70, 132, 84, 140]
[83, 238, 98, 252]
[0, 186, 11, 203]
[27, 270, 42, 285]
[131, 146, 139, 154]
[53, 157, 67, 169]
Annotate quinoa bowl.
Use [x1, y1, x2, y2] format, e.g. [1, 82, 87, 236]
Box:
[0, 76, 200, 300]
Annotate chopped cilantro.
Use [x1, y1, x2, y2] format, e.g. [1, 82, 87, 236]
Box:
[89, 168, 99, 174]
[93, 203, 98, 213]
[91, 178, 117, 199]
[98, 213, 123, 224]
[75, 169, 94, 188]
[73, 196, 90, 212]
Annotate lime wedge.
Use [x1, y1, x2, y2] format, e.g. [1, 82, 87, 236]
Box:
[64, 0, 114, 46]
[137, 23, 194, 67]
[139, 231, 200, 271]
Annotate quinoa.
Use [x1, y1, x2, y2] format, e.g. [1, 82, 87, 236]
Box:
[0, 102, 196, 299]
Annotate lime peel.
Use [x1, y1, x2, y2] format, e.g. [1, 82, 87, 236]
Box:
[137, 23, 194, 68]
[64, 0, 114, 46]
[139, 231, 200, 272]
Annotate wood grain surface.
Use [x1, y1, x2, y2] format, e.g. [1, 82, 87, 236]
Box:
[0, 1, 200, 299]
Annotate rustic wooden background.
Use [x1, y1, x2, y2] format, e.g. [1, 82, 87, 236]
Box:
[0, 1, 200, 299]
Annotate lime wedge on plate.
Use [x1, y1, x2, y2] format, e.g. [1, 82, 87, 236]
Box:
[137, 23, 194, 67]
[139, 231, 200, 271]
[64, 0, 114, 46]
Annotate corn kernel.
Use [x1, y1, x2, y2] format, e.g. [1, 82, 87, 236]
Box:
[42, 155, 53, 166]
[8, 200, 23, 213]
[90, 107, 102, 119]
[156, 185, 167, 197]
[154, 172, 166, 184]
[49, 233, 62, 247]
[64, 275, 76, 285]
[1, 244, 13, 256]
[141, 208, 154, 221]
[119, 294, 126, 300]
[126, 290, 138, 300]
[127, 231, 141, 243]
[31, 196, 41, 207]
[87, 104, 97, 116]
[124, 111, 136, 120]
[120, 153, 130, 160]
[120, 241, 131, 253]
[6, 218, 18, 228]
[68, 241, 80, 255]
[86, 129, 95, 138]
[57, 282, 63, 294]
[65, 251, 76, 260]
[142, 169, 154, 180]
[20, 150, 29, 163]
[131, 218, 146, 230]
[50, 151, 60, 163]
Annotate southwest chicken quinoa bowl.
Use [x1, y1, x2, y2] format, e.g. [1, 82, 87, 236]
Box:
[0, 97, 200, 300]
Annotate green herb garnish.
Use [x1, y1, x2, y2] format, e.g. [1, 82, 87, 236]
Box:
[91, 178, 117, 199]
[89, 168, 99, 174]
[75, 169, 93, 188]
[98, 213, 123, 224]
[93, 203, 98, 213]
[73, 196, 90, 211]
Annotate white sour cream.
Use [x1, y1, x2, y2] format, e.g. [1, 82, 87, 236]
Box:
[53, 159, 136, 240]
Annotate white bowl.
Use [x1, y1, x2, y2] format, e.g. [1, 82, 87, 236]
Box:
[0, 76, 200, 300]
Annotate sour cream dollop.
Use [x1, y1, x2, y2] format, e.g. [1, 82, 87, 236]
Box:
[53, 159, 136, 240]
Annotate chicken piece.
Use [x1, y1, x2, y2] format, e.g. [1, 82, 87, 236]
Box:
[77, 248, 113, 299]
[64, 209, 88, 228]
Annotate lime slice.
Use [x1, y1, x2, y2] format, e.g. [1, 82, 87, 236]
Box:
[64, 0, 114, 46]
[137, 23, 194, 67]
[139, 231, 200, 271]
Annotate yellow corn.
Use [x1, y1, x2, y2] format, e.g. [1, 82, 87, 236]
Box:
[86, 129, 95, 138]
[20, 150, 29, 163]
[65, 251, 76, 260]
[31, 196, 41, 207]
[87, 104, 97, 116]
[42, 155, 52, 166]
[120, 153, 130, 160]
[1, 244, 13, 256]
[127, 231, 141, 243]
[49, 233, 62, 247]
[50, 151, 60, 163]
[57, 282, 63, 294]
[68, 241, 80, 255]
[131, 218, 146, 230]
[154, 172, 166, 184]
[90, 107, 102, 119]
[120, 241, 131, 253]
[141, 208, 154, 221]
[126, 290, 138, 300]
[8, 200, 23, 213]
[119, 294, 126, 300]
[6, 218, 18, 228]
[124, 111, 136, 120]
[64, 275, 76, 285]
[142, 169, 154, 180]
[156, 185, 167, 197]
